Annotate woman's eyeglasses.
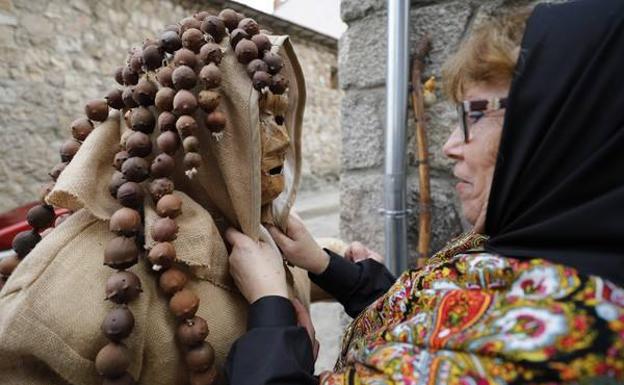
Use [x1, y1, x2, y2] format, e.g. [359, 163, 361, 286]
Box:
[456, 97, 508, 143]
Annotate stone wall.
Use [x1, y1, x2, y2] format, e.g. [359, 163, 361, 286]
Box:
[338, 0, 551, 264]
[0, 0, 341, 211]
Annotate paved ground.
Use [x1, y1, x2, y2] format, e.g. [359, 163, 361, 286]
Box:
[293, 186, 349, 373]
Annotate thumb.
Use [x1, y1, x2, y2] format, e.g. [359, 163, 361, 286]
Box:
[268, 225, 294, 250]
[225, 227, 247, 246]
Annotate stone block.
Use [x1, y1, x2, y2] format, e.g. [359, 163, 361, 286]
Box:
[339, 1, 474, 90]
[341, 0, 453, 23]
[341, 87, 385, 170]
[340, 170, 463, 266]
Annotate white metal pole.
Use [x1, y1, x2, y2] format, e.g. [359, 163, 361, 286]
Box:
[384, 0, 410, 276]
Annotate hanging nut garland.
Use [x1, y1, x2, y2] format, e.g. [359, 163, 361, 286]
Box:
[5, 7, 291, 385]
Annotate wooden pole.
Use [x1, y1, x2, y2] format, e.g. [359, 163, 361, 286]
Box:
[410, 37, 432, 268]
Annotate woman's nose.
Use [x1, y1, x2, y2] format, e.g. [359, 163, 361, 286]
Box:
[443, 125, 464, 160]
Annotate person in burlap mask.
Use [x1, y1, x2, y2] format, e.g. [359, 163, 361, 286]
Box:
[0, 9, 313, 385]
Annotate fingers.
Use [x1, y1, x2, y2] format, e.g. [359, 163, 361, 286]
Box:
[225, 227, 244, 245]
[268, 225, 294, 250]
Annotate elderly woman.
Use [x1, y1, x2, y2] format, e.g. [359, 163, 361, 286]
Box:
[225, 0, 624, 384]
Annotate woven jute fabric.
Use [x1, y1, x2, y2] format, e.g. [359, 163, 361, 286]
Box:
[0, 35, 309, 385]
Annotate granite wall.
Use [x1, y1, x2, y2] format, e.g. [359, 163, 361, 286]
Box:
[338, 0, 559, 264]
[0, 0, 341, 211]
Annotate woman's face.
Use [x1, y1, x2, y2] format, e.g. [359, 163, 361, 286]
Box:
[443, 82, 508, 232]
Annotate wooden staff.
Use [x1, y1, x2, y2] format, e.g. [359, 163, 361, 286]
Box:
[410, 37, 432, 268]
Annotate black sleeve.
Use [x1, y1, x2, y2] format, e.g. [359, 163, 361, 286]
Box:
[225, 296, 318, 385]
[308, 250, 396, 318]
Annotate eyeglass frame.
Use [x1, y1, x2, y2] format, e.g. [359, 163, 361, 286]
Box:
[456, 97, 508, 143]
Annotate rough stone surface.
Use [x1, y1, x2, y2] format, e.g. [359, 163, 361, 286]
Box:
[339, 0, 566, 262]
[0, 0, 342, 211]
[340, 171, 462, 265]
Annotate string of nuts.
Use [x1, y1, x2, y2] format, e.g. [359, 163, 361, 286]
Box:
[12, 7, 291, 385]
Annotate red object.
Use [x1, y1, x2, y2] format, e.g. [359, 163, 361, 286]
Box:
[0, 203, 69, 250]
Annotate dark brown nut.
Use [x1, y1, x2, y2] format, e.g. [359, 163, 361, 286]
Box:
[263, 51, 284, 75]
[109, 171, 127, 198]
[219, 8, 240, 32]
[173, 90, 198, 115]
[0, 252, 20, 275]
[173, 48, 198, 69]
[59, 138, 81, 162]
[155, 87, 176, 112]
[142, 44, 164, 71]
[252, 71, 272, 91]
[182, 136, 200, 152]
[176, 115, 198, 138]
[172, 65, 197, 90]
[156, 194, 182, 218]
[113, 151, 129, 171]
[149, 177, 174, 202]
[95, 343, 130, 378]
[156, 130, 180, 155]
[109, 207, 141, 236]
[185, 342, 215, 371]
[156, 66, 174, 87]
[157, 111, 177, 132]
[198, 43, 222, 65]
[49, 162, 68, 181]
[122, 66, 139, 85]
[125, 131, 153, 158]
[251, 33, 271, 53]
[116, 181, 145, 209]
[199, 63, 221, 89]
[177, 316, 209, 346]
[160, 30, 182, 53]
[151, 217, 178, 242]
[147, 241, 176, 270]
[150, 153, 176, 178]
[132, 78, 158, 106]
[106, 89, 125, 110]
[189, 367, 218, 385]
[26, 204, 55, 230]
[104, 236, 139, 270]
[229, 28, 249, 49]
[85, 99, 109, 121]
[238, 18, 259, 36]
[127, 48, 144, 73]
[194, 11, 211, 21]
[101, 306, 135, 341]
[235, 39, 258, 64]
[159, 267, 188, 295]
[182, 28, 205, 53]
[184, 152, 202, 169]
[114, 66, 124, 85]
[201, 15, 226, 43]
[71, 118, 94, 141]
[205, 111, 226, 133]
[106, 270, 142, 304]
[270, 73, 289, 95]
[246, 58, 269, 78]
[197, 90, 220, 113]
[169, 289, 199, 319]
[180, 16, 202, 33]
[12, 230, 41, 258]
[130, 107, 155, 134]
[122, 87, 139, 108]
[121, 157, 150, 183]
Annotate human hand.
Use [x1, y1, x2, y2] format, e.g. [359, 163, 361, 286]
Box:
[225, 227, 288, 304]
[344, 241, 384, 264]
[268, 214, 329, 275]
[291, 298, 319, 362]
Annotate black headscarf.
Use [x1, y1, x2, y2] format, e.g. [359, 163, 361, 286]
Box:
[485, 0, 624, 285]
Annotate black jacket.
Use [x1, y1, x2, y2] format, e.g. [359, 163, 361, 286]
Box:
[225, 250, 396, 385]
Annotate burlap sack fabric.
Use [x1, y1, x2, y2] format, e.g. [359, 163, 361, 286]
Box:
[0, 35, 309, 384]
